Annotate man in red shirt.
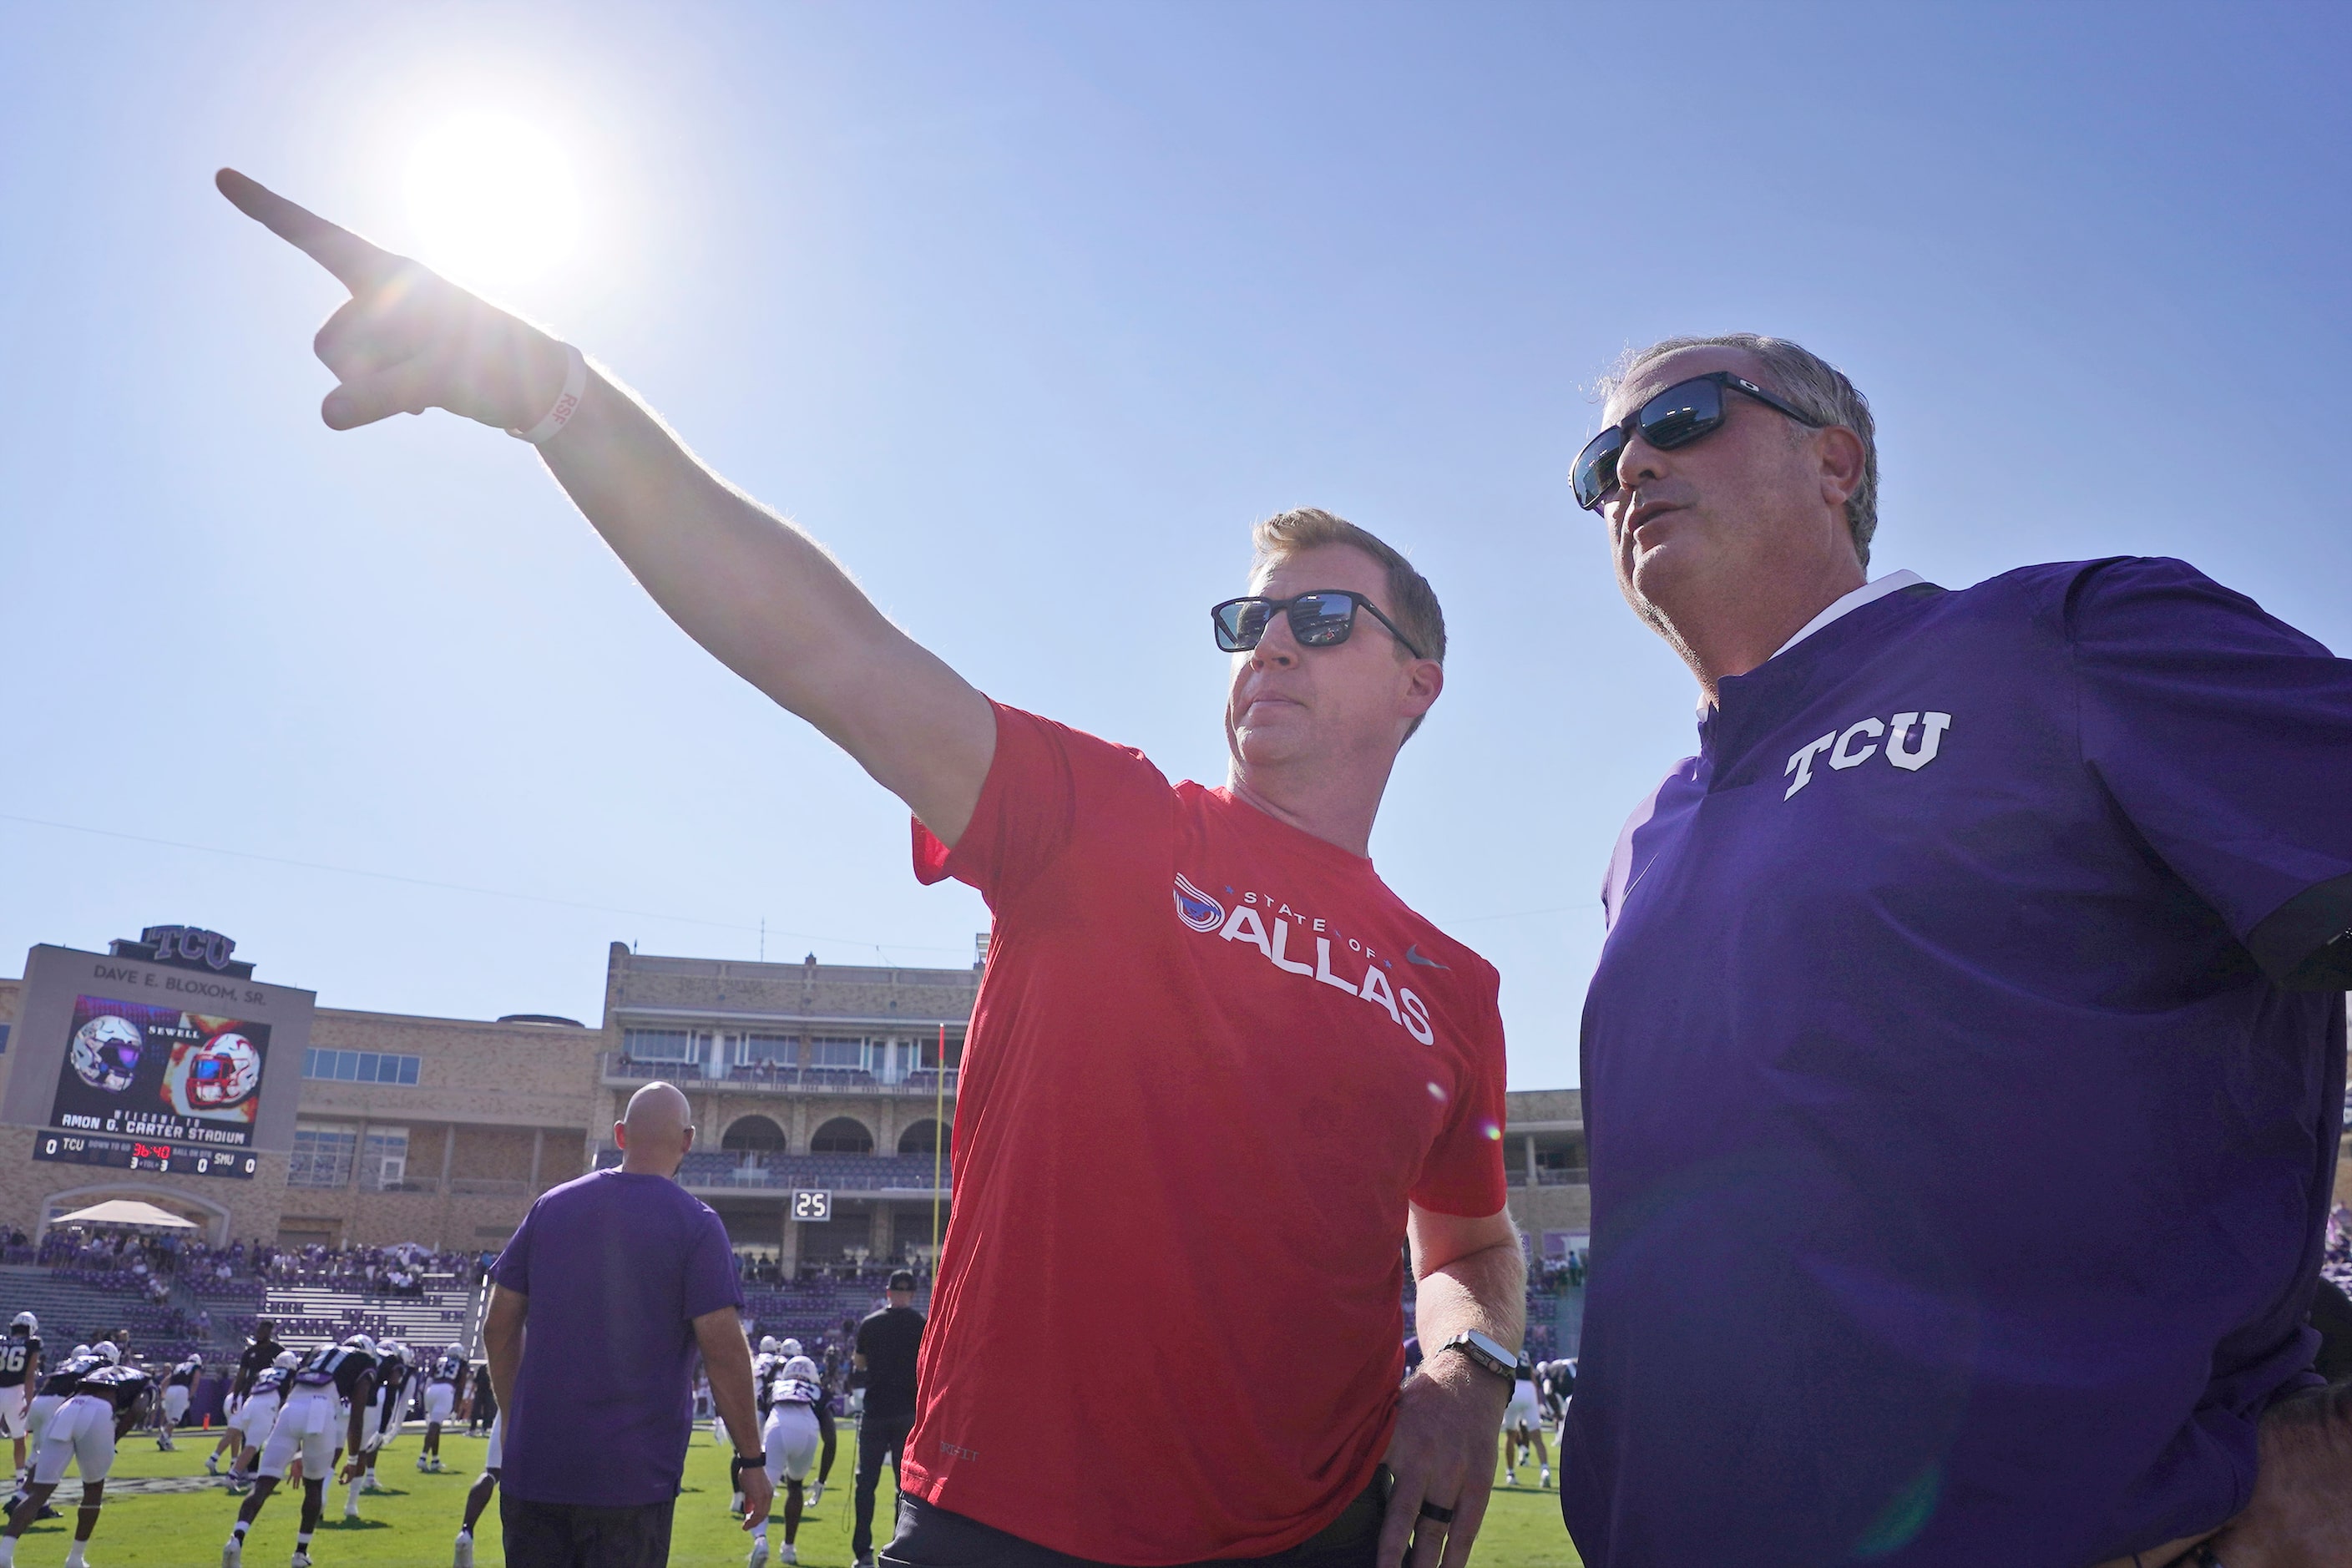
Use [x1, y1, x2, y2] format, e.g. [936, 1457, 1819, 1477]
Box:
[220, 169, 1526, 1568]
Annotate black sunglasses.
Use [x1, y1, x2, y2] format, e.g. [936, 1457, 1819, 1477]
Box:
[1211, 590, 1426, 660]
[1571, 372, 1823, 511]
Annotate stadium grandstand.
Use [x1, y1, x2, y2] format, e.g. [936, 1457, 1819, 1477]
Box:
[8, 930, 2335, 1383]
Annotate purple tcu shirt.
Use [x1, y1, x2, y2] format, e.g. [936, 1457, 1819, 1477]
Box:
[1569, 559, 2352, 1568]
[493, 1168, 743, 1506]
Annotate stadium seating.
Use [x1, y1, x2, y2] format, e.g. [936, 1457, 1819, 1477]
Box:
[741, 1276, 933, 1347]
[604, 1149, 948, 1191]
[0, 1264, 198, 1363]
[235, 1274, 482, 1353]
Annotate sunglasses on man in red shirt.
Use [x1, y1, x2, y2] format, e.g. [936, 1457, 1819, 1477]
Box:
[1210, 590, 1426, 660]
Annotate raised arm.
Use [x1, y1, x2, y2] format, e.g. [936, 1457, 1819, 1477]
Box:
[216, 169, 994, 845]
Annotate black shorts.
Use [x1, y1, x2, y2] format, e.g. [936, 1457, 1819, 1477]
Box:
[500, 1493, 675, 1568]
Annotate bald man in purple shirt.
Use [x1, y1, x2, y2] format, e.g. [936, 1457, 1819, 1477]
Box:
[1565, 331, 2352, 1568]
[484, 1084, 771, 1567]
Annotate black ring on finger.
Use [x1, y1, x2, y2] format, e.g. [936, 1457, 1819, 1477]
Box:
[1417, 1500, 1455, 1525]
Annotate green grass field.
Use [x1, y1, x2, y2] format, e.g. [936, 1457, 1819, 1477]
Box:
[6, 1424, 1581, 1566]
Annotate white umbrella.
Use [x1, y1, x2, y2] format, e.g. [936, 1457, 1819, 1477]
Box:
[47, 1199, 198, 1232]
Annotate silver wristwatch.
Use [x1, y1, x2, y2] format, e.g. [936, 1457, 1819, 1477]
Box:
[1437, 1328, 1519, 1382]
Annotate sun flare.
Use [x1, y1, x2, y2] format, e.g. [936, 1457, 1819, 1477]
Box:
[403, 111, 580, 290]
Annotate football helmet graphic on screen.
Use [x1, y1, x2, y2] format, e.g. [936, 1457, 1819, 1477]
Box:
[188, 1032, 261, 1109]
[69, 1015, 144, 1093]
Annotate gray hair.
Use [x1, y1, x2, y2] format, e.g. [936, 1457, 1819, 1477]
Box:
[1596, 333, 1879, 568]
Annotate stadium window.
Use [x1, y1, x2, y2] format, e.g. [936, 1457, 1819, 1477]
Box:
[360, 1127, 410, 1191]
[302, 1049, 422, 1085]
[0, 1024, 9, 1054]
[869, 1038, 913, 1084]
[734, 1034, 797, 1065]
[809, 1037, 864, 1068]
[625, 1028, 695, 1061]
[290, 1122, 358, 1188]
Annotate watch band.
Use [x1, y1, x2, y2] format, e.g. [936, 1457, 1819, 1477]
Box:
[1438, 1329, 1518, 1382]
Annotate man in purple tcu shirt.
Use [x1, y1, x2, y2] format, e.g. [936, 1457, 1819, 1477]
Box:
[486, 1083, 771, 1567]
[1565, 331, 2352, 1568]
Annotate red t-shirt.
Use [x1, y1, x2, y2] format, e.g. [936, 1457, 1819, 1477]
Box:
[903, 704, 1509, 1564]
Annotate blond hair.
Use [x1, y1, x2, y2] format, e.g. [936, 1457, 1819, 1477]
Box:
[1249, 508, 1447, 665]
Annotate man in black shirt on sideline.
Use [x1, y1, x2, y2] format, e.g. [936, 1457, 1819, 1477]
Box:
[850, 1272, 924, 1568]
[234, 1322, 285, 1404]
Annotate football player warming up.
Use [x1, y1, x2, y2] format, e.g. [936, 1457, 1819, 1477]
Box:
[418, 1343, 467, 1473]
[221, 1352, 298, 1493]
[748, 1353, 827, 1566]
[158, 1353, 202, 1449]
[0, 1342, 151, 1568]
[778, 1339, 835, 1509]
[10, 1346, 92, 1523]
[1498, 1356, 1548, 1490]
[736, 1337, 782, 1515]
[0, 1316, 42, 1485]
[212, 1321, 286, 1480]
[224, 1336, 378, 1568]
[449, 1413, 502, 1568]
[344, 1340, 406, 1516]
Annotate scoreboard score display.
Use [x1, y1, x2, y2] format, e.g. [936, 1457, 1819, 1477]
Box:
[5, 941, 314, 1178]
[34, 1131, 262, 1179]
[792, 1189, 832, 1222]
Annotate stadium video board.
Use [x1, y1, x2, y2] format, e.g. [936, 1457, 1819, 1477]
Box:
[5, 943, 314, 1178]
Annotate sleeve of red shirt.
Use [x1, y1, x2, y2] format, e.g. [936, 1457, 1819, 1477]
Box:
[911, 701, 1164, 909]
[1407, 959, 1510, 1217]
[2066, 556, 2352, 985]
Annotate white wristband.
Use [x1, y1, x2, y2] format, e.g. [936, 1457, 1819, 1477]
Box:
[508, 344, 588, 445]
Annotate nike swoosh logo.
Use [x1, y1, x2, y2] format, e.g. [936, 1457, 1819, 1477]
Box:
[1406, 944, 1449, 969]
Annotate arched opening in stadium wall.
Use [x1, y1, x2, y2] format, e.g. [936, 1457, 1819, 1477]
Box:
[809, 1117, 874, 1154]
[897, 1118, 950, 1156]
[721, 1115, 787, 1151]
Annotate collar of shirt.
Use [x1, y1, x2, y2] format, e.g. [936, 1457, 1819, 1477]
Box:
[1696, 569, 1925, 714]
[1773, 569, 1925, 658]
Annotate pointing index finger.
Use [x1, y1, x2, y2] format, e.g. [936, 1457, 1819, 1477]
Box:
[215, 168, 398, 292]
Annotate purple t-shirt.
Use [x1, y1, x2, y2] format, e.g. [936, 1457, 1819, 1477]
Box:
[1569, 559, 2352, 1568]
[493, 1168, 743, 1506]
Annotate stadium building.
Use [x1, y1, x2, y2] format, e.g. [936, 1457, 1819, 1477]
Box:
[0, 929, 1611, 1264]
[0, 926, 1611, 1359]
[592, 944, 973, 1273]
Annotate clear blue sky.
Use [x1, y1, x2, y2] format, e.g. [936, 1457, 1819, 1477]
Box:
[3, 3, 2344, 1089]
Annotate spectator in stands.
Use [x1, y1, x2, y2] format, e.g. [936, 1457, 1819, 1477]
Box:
[225, 175, 1526, 1568]
[1569, 331, 2352, 1567]
[849, 1272, 924, 1565]
[483, 1083, 770, 1566]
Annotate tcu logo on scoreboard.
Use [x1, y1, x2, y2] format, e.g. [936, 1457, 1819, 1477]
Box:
[1784, 711, 1951, 800]
[140, 925, 240, 973]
